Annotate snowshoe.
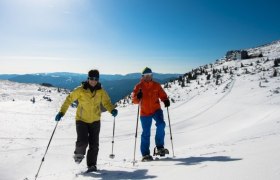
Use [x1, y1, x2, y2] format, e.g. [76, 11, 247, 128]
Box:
[141, 155, 153, 162]
[153, 147, 169, 157]
[85, 165, 97, 173]
[73, 154, 84, 164]
[75, 166, 98, 176]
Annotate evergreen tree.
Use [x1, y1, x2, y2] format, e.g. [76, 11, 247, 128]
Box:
[273, 69, 278, 77]
[31, 97, 35, 104]
[193, 74, 197, 80]
[181, 80, 185, 87]
[188, 73, 193, 80]
[178, 76, 183, 82]
[206, 74, 211, 80]
[274, 59, 279, 67]
[216, 79, 219, 85]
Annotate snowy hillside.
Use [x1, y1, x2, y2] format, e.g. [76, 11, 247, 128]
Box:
[247, 40, 280, 58]
[1, 41, 280, 180]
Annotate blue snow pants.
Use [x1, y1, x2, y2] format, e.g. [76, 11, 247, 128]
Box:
[140, 109, 166, 156]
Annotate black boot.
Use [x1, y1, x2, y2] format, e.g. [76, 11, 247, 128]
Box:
[86, 165, 97, 173]
[142, 155, 153, 162]
[73, 154, 84, 164]
[153, 147, 169, 157]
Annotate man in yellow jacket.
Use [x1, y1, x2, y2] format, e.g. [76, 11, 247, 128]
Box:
[55, 69, 118, 173]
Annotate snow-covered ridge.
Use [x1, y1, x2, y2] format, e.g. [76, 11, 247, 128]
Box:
[246, 40, 280, 58]
[117, 40, 280, 107]
[0, 80, 69, 102]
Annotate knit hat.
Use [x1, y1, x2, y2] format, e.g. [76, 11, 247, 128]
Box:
[88, 69, 99, 79]
[142, 67, 152, 75]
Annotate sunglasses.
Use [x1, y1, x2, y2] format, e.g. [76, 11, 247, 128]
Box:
[88, 77, 99, 81]
[142, 73, 153, 77]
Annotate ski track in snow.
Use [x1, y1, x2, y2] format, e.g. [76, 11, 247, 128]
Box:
[172, 77, 236, 129]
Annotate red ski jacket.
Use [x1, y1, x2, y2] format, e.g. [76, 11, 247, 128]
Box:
[132, 79, 168, 116]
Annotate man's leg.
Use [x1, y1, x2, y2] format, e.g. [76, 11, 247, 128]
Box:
[140, 115, 153, 156]
[153, 109, 166, 148]
[74, 121, 89, 163]
[87, 121, 100, 167]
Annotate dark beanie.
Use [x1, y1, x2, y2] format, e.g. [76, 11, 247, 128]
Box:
[88, 69, 99, 78]
[142, 67, 152, 75]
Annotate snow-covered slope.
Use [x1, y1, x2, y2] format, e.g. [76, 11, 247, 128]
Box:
[247, 40, 280, 58]
[1, 41, 280, 180]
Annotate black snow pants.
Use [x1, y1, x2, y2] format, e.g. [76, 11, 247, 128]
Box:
[74, 120, 100, 167]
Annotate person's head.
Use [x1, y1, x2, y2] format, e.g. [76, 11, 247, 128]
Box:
[142, 67, 153, 82]
[88, 69, 99, 87]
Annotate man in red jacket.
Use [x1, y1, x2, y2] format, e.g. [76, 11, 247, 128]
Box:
[132, 67, 170, 161]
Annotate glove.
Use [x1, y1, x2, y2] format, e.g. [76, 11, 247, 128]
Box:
[111, 109, 118, 117]
[163, 99, 170, 107]
[55, 112, 64, 121]
[136, 90, 143, 100]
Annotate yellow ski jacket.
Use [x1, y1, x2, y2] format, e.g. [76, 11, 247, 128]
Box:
[59, 84, 115, 123]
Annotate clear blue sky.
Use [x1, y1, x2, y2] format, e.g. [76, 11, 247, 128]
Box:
[0, 0, 279, 75]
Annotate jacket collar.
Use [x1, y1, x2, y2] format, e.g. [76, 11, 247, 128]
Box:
[82, 81, 102, 92]
[140, 79, 154, 88]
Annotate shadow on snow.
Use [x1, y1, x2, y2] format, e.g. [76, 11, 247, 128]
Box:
[156, 156, 242, 165]
[79, 169, 157, 179]
[79, 156, 242, 179]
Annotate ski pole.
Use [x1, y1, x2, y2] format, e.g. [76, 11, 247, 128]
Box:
[35, 121, 59, 180]
[166, 107, 175, 157]
[132, 103, 140, 166]
[133, 89, 142, 165]
[109, 116, 116, 159]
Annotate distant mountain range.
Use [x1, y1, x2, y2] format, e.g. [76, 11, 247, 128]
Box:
[0, 72, 181, 103]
